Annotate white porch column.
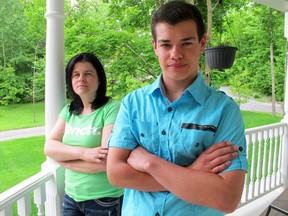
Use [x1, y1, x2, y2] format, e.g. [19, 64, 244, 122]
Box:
[284, 12, 288, 120]
[42, 0, 66, 215]
[45, 0, 66, 134]
[282, 12, 288, 188]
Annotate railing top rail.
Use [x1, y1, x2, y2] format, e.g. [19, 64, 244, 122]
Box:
[245, 122, 287, 134]
[0, 170, 53, 210]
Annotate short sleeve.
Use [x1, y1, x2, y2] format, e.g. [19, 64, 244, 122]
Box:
[214, 101, 248, 173]
[103, 99, 120, 126]
[108, 95, 138, 150]
[59, 105, 70, 121]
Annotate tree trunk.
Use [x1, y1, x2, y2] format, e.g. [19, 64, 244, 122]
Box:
[204, 0, 213, 86]
[33, 43, 38, 123]
[269, 8, 276, 116]
[1, 31, 6, 68]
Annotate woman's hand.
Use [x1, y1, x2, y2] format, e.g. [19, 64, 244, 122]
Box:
[81, 147, 109, 163]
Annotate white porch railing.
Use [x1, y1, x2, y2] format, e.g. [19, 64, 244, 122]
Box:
[0, 171, 51, 216]
[0, 160, 65, 216]
[240, 122, 288, 207]
[1, 122, 288, 215]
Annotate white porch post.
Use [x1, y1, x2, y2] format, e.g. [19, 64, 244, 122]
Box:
[284, 12, 288, 121]
[42, 0, 66, 215]
[44, 0, 66, 131]
[282, 12, 288, 188]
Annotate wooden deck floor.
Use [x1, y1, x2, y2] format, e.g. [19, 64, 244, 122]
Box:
[259, 188, 288, 216]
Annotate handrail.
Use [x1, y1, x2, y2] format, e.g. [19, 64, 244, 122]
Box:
[0, 170, 53, 211]
[245, 122, 287, 133]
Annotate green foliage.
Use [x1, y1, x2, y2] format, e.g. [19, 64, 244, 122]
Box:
[0, 0, 286, 105]
[106, 0, 156, 30]
[65, 0, 159, 99]
[229, 70, 253, 105]
[0, 0, 27, 68]
[221, 3, 286, 101]
[0, 65, 26, 105]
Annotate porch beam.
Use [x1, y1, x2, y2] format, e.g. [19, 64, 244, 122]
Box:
[253, 0, 288, 12]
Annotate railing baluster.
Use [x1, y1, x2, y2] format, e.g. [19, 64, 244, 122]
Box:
[0, 207, 12, 216]
[249, 132, 257, 199]
[255, 131, 263, 196]
[276, 126, 284, 185]
[267, 129, 274, 190]
[262, 130, 268, 192]
[271, 128, 279, 188]
[17, 194, 31, 216]
[34, 185, 46, 216]
[241, 133, 251, 203]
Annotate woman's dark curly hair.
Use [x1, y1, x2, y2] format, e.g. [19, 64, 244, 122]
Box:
[65, 52, 110, 115]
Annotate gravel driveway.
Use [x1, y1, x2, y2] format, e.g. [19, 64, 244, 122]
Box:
[220, 86, 283, 114]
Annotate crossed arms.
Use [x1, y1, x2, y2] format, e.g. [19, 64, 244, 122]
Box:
[107, 142, 245, 213]
[44, 117, 113, 174]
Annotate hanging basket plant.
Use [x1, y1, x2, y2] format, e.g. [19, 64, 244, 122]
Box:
[204, 46, 237, 70]
[204, 1, 238, 70]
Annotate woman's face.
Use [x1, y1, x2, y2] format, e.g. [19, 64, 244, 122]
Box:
[71, 61, 99, 101]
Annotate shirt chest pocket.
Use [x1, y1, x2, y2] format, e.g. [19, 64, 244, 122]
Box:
[131, 120, 160, 154]
[172, 125, 216, 166]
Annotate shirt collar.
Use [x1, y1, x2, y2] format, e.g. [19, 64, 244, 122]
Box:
[145, 72, 208, 106]
[185, 72, 207, 105]
[145, 75, 162, 95]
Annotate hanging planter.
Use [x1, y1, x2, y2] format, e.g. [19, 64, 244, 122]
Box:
[204, 1, 238, 71]
[204, 46, 237, 70]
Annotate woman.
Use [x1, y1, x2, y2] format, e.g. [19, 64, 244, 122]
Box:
[44, 52, 123, 216]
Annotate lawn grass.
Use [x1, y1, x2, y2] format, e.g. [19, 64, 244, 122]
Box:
[242, 110, 283, 128]
[0, 102, 283, 131]
[0, 136, 46, 193]
[0, 102, 45, 131]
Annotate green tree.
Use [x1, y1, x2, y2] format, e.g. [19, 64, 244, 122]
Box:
[225, 3, 285, 101]
[0, 0, 26, 68]
[0, 65, 26, 105]
[22, 0, 46, 103]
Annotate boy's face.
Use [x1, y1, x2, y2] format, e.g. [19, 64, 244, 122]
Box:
[152, 20, 206, 84]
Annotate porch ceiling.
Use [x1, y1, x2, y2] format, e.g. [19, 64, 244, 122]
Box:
[253, 0, 288, 12]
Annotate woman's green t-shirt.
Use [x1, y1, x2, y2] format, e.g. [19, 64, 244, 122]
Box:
[60, 99, 123, 202]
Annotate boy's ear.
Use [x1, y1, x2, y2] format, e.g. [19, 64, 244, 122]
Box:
[152, 39, 158, 56]
[200, 34, 207, 52]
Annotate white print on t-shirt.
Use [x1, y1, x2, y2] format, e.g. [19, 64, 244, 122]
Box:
[65, 124, 101, 136]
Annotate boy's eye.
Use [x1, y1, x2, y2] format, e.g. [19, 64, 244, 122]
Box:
[183, 42, 192, 46]
[160, 43, 171, 47]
